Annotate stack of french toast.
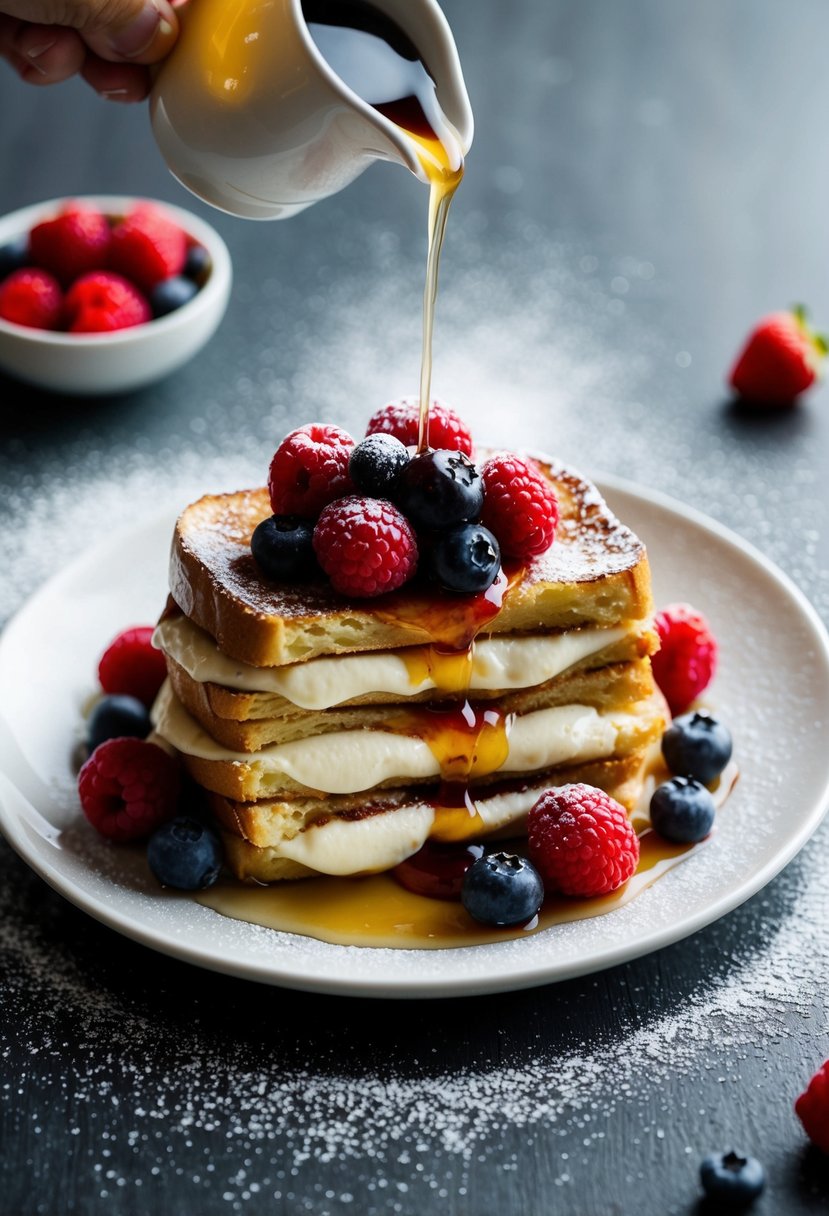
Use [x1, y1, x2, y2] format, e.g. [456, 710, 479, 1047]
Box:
[150, 452, 666, 883]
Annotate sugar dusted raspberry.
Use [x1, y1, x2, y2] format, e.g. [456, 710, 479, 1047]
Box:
[109, 203, 187, 292]
[29, 203, 112, 287]
[268, 424, 354, 517]
[78, 738, 180, 843]
[480, 453, 559, 559]
[98, 626, 168, 707]
[651, 603, 718, 716]
[796, 1060, 829, 1154]
[313, 495, 418, 597]
[366, 398, 473, 456]
[0, 268, 63, 329]
[64, 272, 151, 333]
[527, 783, 640, 897]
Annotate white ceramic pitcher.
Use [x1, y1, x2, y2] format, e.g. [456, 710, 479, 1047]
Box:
[150, 0, 474, 220]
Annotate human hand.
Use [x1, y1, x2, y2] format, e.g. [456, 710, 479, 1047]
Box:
[0, 0, 179, 102]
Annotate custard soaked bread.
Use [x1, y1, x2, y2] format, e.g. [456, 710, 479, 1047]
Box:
[152, 424, 664, 884]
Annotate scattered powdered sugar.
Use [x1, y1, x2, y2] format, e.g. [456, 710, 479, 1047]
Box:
[1, 221, 828, 1212]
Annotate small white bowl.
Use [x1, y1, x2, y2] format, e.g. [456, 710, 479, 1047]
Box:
[0, 195, 232, 395]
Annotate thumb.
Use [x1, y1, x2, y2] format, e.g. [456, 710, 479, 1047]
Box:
[4, 0, 179, 63]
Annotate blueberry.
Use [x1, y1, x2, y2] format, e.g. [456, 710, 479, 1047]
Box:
[150, 275, 199, 318]
[650, 776, 716, 843]
[395, 449, 484, 530]
[251, 515, 315, 580]
[183, 243, 211, 282]
[147, 816, 223, 890]
[86, 694, 151, 751]
[461, 851, 544, 927]
[662, 710, 733, 783]
[349, 433, 410, 497]
[699, 1150, 765, 1207]
[430, 522, 501, 593]
[0, 235, 29, 280]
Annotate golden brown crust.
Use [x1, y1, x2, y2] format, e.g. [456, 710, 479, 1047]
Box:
[168, 456, 653, 667]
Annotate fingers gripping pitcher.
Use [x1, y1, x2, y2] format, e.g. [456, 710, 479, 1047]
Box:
[150, 0, 474, 220]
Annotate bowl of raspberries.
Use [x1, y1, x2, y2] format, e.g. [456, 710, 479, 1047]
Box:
[0, 195, 232, 395]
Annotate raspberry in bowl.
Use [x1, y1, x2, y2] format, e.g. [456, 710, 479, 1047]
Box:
[0, 195, 231, 394]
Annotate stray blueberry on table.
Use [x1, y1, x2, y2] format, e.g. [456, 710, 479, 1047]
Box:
[431, 522, 501, 593]
[150, 274, 199, 318]
[349, 433, 410, 497]
[662, 709, 733, 783]
[86, 693, 152, 752]
[699, 1150, 765, 1207]
[650, 776, 716, 843]
[461, 851, 544, 927]
[395, 449, 484, 530]
[147, 816, 223, 890]
[251, 515, 316, 581]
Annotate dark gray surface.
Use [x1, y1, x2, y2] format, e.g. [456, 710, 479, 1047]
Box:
[2, 2, 829, 1213]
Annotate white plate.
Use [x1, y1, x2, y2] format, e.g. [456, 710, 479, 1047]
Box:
[1, 478, 828, 999]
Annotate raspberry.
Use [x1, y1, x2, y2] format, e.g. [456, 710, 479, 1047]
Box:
[268, 424, 354, 517]
[109, 203, 187, 292]
[480, 453, 559, 559]
[98, 626, 168, 707]
[0, 268, 62, 330]
[29, 203, 111, 287]
[651, 603, 717, 716]
[64, 272, 151, 333]
[796, 1060, 829, 1154]
[313, 495, 418, 597]
[366, 398, 473, 455]
[78, 738, 180, 843]
[527, 783, 640, 897]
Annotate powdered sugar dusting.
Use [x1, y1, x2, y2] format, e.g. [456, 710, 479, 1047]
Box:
[2, 225, 828, 1210]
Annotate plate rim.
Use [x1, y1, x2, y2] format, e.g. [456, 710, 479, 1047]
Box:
[1, 473, 828, 999]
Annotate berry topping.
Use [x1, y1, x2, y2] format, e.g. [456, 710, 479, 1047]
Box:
[527, 783, 640, 897]
[796, 1060, 829, 1154]
[460, 851, 544, 927]
[366, 397, 473, 455]
[480, 453, 559, 559]
[29, 203, 111, 287]
[268, 423, 355, 517]
[97, 626, 168, 708]
[396, 449, 484, 531]
[0, 235, 30, 280]
[86, 694, 152, 752]
[430, 522, 501, 593]
[699, 1151, 765, 1206]
[64, 271, 151, 333]
[313, 496, 418, 598]
[183, 243, 211, 282]
[651, 602, 718, 716]
[251, 515, 316, 581]
[147, 816, 223, 890]
[661, 709, 733, 783]
[349, 433, 410, 497]
[109, 203, 188, 293]
[149, 274, 199, 318]
[649, 776, 716, 843]
[0, 268, 63, 330]
[394, 840, 485, 900]
[78, 738, 180, 843]
[729, 306, 827, 406]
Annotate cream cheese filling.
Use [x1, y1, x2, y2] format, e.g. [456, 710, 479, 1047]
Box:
[152, 681, 642, 796]
[153, 615, 630, 708]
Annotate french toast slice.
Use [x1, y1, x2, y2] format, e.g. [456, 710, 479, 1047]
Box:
[213, 751, 651, 882]
[166, 655, 656, 751]
[168, 457, 653, 668]
[151, 680, 667, 801]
